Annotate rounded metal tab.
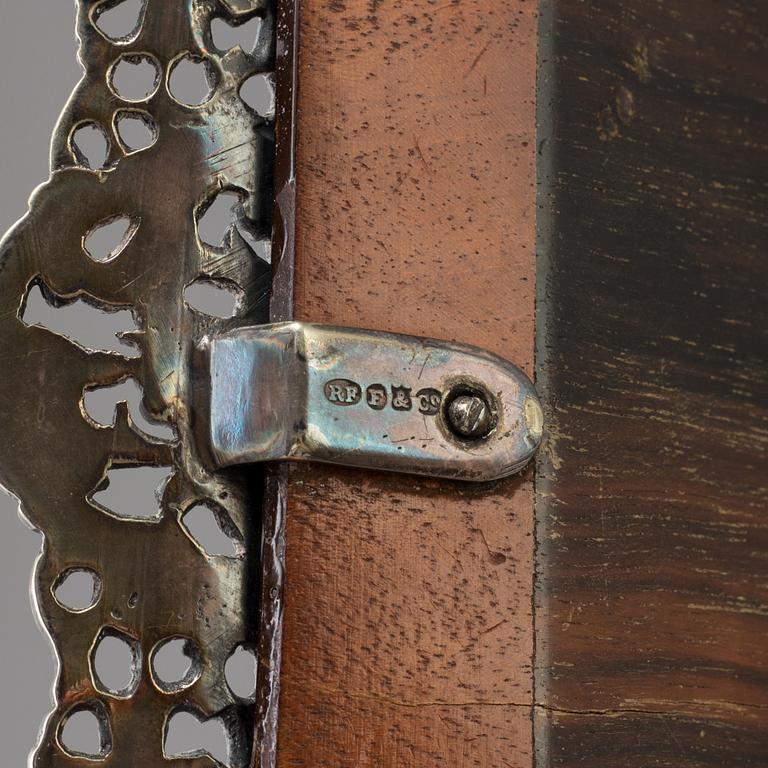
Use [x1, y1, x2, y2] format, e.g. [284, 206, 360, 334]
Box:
[207, 322, 543, 482]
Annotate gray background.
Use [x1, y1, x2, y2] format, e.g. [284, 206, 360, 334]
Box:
[0, 4, 82, 763]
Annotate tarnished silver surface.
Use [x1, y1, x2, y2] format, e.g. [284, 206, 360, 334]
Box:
[207, 323, 543, 482]
[0, 1, 275, 765]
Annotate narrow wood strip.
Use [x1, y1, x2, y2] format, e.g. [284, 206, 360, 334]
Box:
[274, 1, 539, 765]
[255, 0, 299, 762]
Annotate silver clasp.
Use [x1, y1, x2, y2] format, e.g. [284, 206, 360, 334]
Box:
[205, 323, 542, 482]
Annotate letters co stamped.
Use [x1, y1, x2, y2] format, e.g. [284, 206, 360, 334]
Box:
[324, 378, 442, 416]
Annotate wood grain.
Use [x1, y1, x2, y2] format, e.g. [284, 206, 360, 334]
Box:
[535, 0, 768, 764]
[274, 0, 538, 765]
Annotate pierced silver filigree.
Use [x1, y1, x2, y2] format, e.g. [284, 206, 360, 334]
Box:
[0, 1, 275, 764]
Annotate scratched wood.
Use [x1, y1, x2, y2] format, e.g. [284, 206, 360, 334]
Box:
[535, 0, 768, 765]
[272, 0, 538, 765]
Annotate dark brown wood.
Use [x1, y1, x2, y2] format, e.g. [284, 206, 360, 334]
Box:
[535, 0, 768, 765]
[272, 1, 539, 765]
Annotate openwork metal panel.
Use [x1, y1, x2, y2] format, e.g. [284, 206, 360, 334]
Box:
[0, 1, 274, 764]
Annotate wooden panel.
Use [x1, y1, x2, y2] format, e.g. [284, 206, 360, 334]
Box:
[274, 0, 538, 765]
[536, 0, 768, 765]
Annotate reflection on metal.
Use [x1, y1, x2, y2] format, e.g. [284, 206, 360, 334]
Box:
[0, 1, 275, 765]
[208, 323, 543, 482]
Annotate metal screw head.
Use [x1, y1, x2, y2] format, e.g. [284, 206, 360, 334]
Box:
[446, 392, 494, 440]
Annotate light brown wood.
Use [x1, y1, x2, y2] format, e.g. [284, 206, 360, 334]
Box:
[276, 1, 538, 765]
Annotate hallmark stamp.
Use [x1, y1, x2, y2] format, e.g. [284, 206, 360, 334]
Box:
[325, 380, 444, 416]
[391, 386, 413, 411]
[366, 384, 388, 410]
[415, 388, 441, 416]
[324, 379, 362, 405]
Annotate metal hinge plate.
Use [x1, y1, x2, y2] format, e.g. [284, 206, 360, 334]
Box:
[206, 322, 542, 482]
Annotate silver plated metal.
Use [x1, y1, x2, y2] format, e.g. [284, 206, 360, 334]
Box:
[207, 323, 543, 482]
